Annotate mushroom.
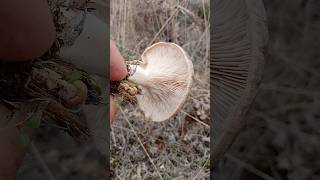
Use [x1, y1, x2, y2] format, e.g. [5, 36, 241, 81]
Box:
[127, 42, 194, 122]
[212, 0, 268, 167]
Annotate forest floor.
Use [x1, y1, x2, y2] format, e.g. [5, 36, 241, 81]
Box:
[110, 0, 210, 179]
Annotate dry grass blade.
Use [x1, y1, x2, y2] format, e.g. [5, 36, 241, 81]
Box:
[148, 0, 187, 46]
[119, 107, 164, 180]
[181, 110, 209, 128]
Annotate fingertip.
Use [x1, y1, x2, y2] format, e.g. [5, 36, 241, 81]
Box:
[110, 66, 128, 80]
[110, 41, 128, 80]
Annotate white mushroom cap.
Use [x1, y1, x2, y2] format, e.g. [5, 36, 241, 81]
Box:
[128, 42, 193, 122]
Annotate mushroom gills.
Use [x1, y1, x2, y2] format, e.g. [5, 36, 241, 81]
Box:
[127, 42, 194, 122]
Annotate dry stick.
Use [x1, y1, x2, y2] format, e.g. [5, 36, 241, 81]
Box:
[112, 125, 135, 132]
[121, 0, 127, 45]
[148, 0, 187, 46]
[177, 5, 204, 26]
[225, 154, 275, 180]
[111, 127, 118, 146]
[177, 2, 210, 64]
[31, 142, 56, 180]
[181, 110, 210, 128]
[150, 0, 162, 31]
[190, 25, 209, 59]
[169, 0, 178, 43]
[119, 107, 164, 180]
[201, 0, 208, 26]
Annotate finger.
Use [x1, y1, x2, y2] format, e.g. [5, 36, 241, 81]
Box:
[0, 0, 56, 61]
[110, 96, 117, 123]
[110, 40, 127, 80]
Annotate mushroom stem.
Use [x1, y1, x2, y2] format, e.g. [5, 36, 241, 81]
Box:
[110, 78, 139, 105]
[127, 66, 149, 86]
[110, 64, 147, 103]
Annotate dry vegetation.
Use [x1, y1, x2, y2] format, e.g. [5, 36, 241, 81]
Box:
[216, 0, 320, 180]
[110, 0, 210, 179]
[15, 1, 107, 179]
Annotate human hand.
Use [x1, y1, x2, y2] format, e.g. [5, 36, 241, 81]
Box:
[0, 1, 55, 179]
[0, 0, 55, 61]
[110, 40, 128, 122]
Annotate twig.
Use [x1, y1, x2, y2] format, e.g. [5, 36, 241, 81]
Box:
[111, 128, 117, 147]
[148, 0, 187, 46]
[177, 5, 204, 26]
[112, 125, 135, 132]
[189, 25, 209, 60]
[181, 110, 210, 128]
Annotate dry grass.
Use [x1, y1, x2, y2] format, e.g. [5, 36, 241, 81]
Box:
[110, 0, 210, 179]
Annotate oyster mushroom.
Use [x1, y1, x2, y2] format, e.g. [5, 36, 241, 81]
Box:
[212, 0, 268, 167]
[128, 42, 194, 122]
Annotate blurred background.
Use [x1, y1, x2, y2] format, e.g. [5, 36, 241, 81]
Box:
[217, 0, 320, 179]
[16, 0, 107, 179]
[110, 0, 210, 179]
